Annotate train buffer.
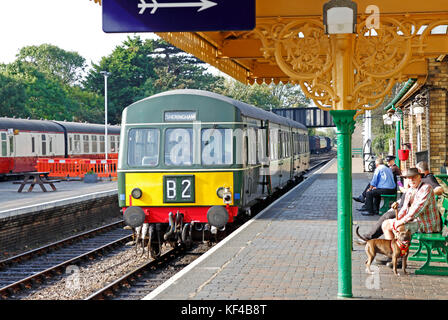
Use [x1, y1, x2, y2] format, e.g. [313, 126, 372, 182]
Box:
[12, 171, 61, 193]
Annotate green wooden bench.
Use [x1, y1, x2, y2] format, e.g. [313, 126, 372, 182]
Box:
[408, 197, 448, 275]
[352, 148, 362, 158]
[379, 194, 397, 215]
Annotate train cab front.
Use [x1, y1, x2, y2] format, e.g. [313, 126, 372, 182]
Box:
[119, 171, 239, 258]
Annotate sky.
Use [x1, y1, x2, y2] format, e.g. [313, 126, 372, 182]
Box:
[0, 0, 157, 66]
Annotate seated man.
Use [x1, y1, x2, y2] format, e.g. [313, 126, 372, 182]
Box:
[386, 155, 401, 186]
[382, 167, 442, 241]
[416, 161, 444, 196]
[358, 158, 396, 216]
[356, 161, 444, 241]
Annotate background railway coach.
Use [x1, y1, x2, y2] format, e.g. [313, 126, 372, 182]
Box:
[0, 117, 120, 175]
[118, 89, 310, 258]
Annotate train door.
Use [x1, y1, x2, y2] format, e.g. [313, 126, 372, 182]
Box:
[269, 124, 281, 190]
[258, 120, 270, 195]
[0, 131, 14, 173]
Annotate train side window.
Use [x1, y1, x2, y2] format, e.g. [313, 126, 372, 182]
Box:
[32, 136, 35, 153]
[247, 128, 257, 165]
[269, 128, 279, 161]
[41, 134, 47, 156]
[110, 135, 115, 153]
[99, 136, 105, 153]
[73, 135, 81, 153]
[92, 135, 98, 153]
[257, 128, 267, 164]
[1, 133, 6, 156]
[83, 135, 90, 153]
[165, 128, 193, 166]
[128, 128, 159, 167]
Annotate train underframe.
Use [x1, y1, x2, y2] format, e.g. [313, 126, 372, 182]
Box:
[123, 205, 239, 259]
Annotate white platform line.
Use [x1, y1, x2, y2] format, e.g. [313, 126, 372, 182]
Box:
[142, 158, 335, 300]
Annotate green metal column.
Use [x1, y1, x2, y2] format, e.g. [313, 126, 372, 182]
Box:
[330, 110, 356, 298]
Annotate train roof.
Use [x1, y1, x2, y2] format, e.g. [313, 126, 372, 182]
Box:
[0, 117, 64, 133]
[53, 120, 121, 135]
[0, 117, 120, 134]
[130, 89, 308, 130]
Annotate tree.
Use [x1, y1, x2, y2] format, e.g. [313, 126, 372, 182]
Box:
[0, 71, 27, 118]
[83, 36, 226, 124]
[16, 44, 87, 86]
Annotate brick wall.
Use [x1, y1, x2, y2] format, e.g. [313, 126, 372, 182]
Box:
[427, 58, 448, 175]
[400, 57, 448, 175]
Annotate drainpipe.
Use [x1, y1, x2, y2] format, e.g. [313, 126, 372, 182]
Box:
[395, 110, 401, 168]
[426, 90, 431, 170]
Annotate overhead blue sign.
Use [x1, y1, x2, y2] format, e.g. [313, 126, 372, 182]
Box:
[102, 0, 255, 33]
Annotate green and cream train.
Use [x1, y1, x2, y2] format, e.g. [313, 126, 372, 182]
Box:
[118, 89, 310, 258]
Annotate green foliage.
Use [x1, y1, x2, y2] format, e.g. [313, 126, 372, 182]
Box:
[16, 44, 86, 86]
[0, 36, 312, 125]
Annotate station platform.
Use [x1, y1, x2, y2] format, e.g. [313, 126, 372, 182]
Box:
[0, 178, 119, 257]
[0, 179, 117, 219]
[144, 158, 448, 300]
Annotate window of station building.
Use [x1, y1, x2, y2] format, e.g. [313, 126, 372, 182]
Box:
[201, 128, 233, 165]
[165, 128, 193, 166]
[91, 135, 98, 153]
[41, 134, 47, 156]
[83, 135, 90, 153]
[1, 133, 6, 156]
[128, 128, 159, 167]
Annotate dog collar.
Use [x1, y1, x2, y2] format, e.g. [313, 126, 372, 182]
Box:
[396, 239, 410, 256]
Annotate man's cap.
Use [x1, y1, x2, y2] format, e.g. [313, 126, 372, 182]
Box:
[386, 155, 396, 162]
[400, 168, 421, 178]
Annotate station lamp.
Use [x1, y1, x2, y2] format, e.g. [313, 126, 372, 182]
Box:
[323, 0, 358, 34]
[100, 71, 111, 161]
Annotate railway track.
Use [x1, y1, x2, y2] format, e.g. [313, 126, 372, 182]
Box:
[0, 221, 132, 299]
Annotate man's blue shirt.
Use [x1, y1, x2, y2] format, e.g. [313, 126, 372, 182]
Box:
[370, 164, 396, 189]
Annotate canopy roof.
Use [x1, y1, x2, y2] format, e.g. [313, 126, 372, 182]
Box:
[91, 0, 448, 113]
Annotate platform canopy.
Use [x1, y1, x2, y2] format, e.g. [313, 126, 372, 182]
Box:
[91, 0, 448, 115]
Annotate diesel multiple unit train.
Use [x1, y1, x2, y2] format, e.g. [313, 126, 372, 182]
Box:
[118, 89, 312, 258]
[0, 117, 121, 176]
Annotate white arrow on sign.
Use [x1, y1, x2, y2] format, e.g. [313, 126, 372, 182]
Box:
[138, 0, 218, 14]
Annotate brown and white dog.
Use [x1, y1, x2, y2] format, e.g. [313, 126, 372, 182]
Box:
[356, 221, 412, 276]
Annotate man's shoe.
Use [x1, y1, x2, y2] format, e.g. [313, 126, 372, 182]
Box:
[353, 196, 365, 203]
[361, 211, 375, 216]
[357, 207, 369, 212]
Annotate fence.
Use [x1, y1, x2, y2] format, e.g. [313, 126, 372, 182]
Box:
[36, 158, 117, 179]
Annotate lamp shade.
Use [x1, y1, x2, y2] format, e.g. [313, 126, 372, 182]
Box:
[323, 0, 357, 34]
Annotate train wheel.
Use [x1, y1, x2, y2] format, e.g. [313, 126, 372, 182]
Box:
[148, 225, 161, 259]
[182, 223, 193, 249]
